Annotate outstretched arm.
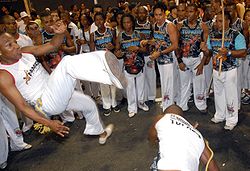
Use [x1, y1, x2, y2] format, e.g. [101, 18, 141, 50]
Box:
[21, 20, 67, 57]
[200, 141, 220, 171]
[0, 70, 69, 137]
[148, 114, 164, 146]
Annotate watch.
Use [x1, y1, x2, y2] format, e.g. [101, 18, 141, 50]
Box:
[227, 50, 232, 56]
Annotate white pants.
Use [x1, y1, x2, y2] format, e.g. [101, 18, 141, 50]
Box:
[116, 59, 126, 101]
[125, 71, 145, 113]
[213, 68, 238, 127]
[173, 55, 181, 103]
[144, 56, 156, 101]
[241, 57, 250, 89]
[20, 112, 33, 132]
[237, 59, 243, 109]
[82, 81, 100, 98]
[0, 116, 8, 165]
[204, 58, 213, 96]
[0, 96, 27, 150]
[100, 84, 117, 109]
[158, 63, 176, 111]
[177, 57, 207, 111]
[40, 51, 122, 135]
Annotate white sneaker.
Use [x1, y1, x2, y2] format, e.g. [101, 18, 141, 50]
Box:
[0, 161, 7, 169]
[99, 124, 114, 145]
[138, 103, 149, 111]
[224, 125, 235, 131]
[11, 143, 32, 152]
[155, 97, 162, 102]
[104, 51, 127, 89]
[211, 117, 224, 124]
[128, 112, 136, 118]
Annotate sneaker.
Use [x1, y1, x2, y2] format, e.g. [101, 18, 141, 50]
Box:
[128, 112, 136, 118]
[0, 161, 7, 169]
[211, 117, 224, 124]
[138, 103, 149, 111]
[113, 106, 120, 113]
[224, 125, 235, 131]
[103, 108, 111, 116]
[242, 94, 250, 105]
[155, 97, 162, 102]
[241, 91, 247, 99]
[11, 143, 32, 152]
[104, 51, 127, 89]
[99, 124, 114, 144]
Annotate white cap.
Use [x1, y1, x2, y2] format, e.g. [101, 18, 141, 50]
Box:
[45, 7, 51, 11]
[20, 11, 29, 18]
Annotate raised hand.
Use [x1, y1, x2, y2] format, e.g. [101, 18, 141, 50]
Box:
[51, 20, 67, 34]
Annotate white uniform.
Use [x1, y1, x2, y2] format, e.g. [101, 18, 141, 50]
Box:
[17, 33, 34, 131]
[177, 19, 207, 111]
[152, 20, 177, 111]
[0, 95, 29, 151]
[0, 51, 123, 135]
[207, 28, 246, 127]
[135, 20, 156, 101]
[155, 114, 204, 171]
[93, 28, 117, 110]
[0, 104, 8, 166]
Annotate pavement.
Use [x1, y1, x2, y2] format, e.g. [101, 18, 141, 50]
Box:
[3, 94, 250, 171]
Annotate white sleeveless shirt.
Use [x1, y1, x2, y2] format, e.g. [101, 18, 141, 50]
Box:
[0, 53, 49, 104]
[155, 114, 205, 171]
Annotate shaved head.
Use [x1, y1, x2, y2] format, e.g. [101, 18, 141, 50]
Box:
[163, 104, 183, 116]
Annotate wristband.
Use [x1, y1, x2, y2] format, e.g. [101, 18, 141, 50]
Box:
[227, 50, 232, 57]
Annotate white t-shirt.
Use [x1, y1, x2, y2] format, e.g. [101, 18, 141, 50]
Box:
[0, 53, 49, 104]
[16, 33, 33, 47]
[90, 22, 98, 34]
[68, 22, 80, 53]
[155, 114, 205, 171]
[78, 28, 90, 53]
[18, 21, 27, 35]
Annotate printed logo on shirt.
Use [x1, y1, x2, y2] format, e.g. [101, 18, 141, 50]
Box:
[170, 114, 202, 139]
[23, 61, 40, 84]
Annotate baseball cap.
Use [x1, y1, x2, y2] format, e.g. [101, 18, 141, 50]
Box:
[20, 11, 29, 18]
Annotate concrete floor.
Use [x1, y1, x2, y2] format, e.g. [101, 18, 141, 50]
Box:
[3, 96, 250, 171]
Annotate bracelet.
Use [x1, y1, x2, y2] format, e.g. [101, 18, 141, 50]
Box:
[227, 50, 232, 57]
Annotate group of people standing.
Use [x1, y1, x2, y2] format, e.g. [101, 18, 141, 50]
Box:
[0, 0, 249, 170]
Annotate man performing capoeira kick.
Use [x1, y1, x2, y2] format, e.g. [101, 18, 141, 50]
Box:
[149, 105, 219, 171]
[0, 20, 126, 143]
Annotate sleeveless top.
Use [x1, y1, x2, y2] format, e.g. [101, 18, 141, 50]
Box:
[119, 30, 144, 74]
[0, 53, 49, 104]
[135, 20, 152, 56]
[153, 20, 173, 65]
[209, 28, 240, 71]
[180, 19, 204, 58]
[155, 114, 204, 171]
[231, 18, 244, 34]
[94, 27, 114, 51]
